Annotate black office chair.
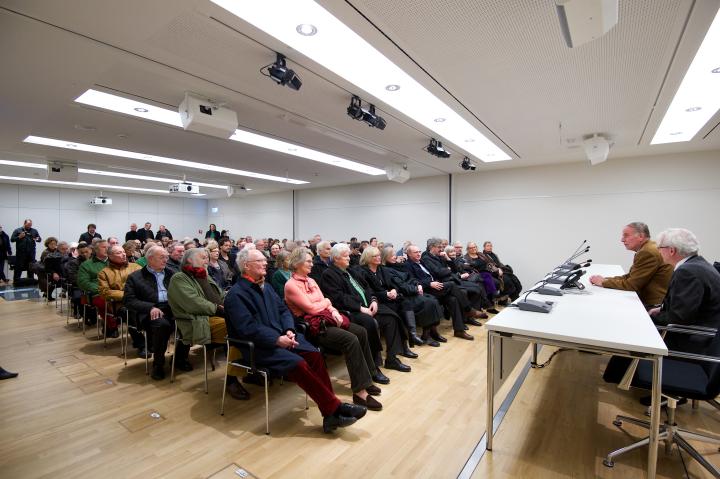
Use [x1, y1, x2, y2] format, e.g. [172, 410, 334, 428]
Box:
[604, 324, 720, 477]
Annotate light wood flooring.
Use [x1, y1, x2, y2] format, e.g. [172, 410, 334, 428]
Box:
[0, 296, 718, 478]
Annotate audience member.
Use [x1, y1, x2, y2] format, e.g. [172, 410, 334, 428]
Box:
[463, 242, 503, 306]
[446, 245, 499, 314]
[137, 222, 154, 246]
[10, 219, 41, 283]
[0, 225, 10, 285]
[225, 248, 367, 431]
[206, 240, 232, 290]
[155, 225, 173, 241]
[270, 250, 291, 299]
[481, 241, 522, 300]
[77, 239, 109, 323]
[320, 243, 410, 373]
[79, 223, 101, 244]
[40, 238, 67, 300]
[309, 240, 332, 283]
[590, 222, 672, 307]
[97, 245, 142, 338]
[266, 243, 281, 279]
[107, 237, 119, 247]
[66, 242, 90, 317]
[125, 223, 139, 242]
[205, 224, 220, 242]
[123, 240, 140, 263]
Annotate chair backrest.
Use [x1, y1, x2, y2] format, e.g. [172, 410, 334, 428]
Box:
[702, 328, 720, 397]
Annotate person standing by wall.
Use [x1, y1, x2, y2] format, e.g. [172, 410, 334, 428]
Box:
[10, 219, 41, 284]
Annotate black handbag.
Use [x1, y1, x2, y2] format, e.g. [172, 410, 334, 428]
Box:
[83, 304, 98, 326]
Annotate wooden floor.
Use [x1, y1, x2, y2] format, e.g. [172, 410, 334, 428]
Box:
[0, 296, 718, 478]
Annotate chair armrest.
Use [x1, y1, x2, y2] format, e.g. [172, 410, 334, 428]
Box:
[657, 325, 717, 338]
[668, 350, 720, 364]
[226, 336, 256, 371]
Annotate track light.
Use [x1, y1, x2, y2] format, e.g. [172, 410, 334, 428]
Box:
[265, 53, 302, 90]
[346, 95, 387, 130]
[426, 138, 450, 158]
[460, 157, 476, 171]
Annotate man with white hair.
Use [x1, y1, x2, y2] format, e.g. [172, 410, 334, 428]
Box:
[224, 248, 367, 433]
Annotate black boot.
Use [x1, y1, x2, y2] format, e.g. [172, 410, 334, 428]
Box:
[403, 310, 424, 346]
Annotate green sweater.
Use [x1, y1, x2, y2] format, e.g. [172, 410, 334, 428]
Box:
[167, 272, 224, 345]
[77, 256, 108, 294]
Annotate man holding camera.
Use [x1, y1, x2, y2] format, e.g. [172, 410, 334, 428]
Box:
[10, 219, 41, 284]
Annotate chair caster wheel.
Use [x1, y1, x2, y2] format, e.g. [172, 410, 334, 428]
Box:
[603, 459, 614, 468]
[613, 420, 623, 427]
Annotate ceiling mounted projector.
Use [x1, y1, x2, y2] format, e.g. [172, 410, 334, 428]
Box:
[555, 0, 618, 48]
[385, 163, 410, 184]
[169, 182, 200, 194]
[179, 92, 238, 139]
[90, 196, 112, 205]
[46, 158, 78, 182]
[583, 134, 610, 165]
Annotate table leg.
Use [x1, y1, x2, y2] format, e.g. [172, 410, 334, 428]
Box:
[648, 356, 662, 478]
[531, 342, 538, 366]
[486, 331, 495, 451]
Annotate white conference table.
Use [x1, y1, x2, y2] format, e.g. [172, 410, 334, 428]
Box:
[485, 264, 668, 478]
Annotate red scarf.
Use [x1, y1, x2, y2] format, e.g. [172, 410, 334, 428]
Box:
[183, 265, 207, 279]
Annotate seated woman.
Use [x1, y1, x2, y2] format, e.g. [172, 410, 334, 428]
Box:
[206, 240, 232, 290]
[320, 243, 410, 373]
[446, 245, 499, 315]
[482, 241, 522, 301]
[167, 248, 249, 400]
[123, 240, 140, 263]
[270, 250, 291, 299]
[40, 237, 66, 300]
[381, 246, 444, 347]
[461, 242, 501, 306]
[284, 248, 383, 410]
[265, 242, 281, 280]
[353, 246, 418, 358]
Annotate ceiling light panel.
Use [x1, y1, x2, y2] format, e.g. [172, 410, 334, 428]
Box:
[75, 89, 384, 175]
[210, 0, 512, 162]
[651, 8, 720, 144]
[23, 135, 308, 184]
[0, 175, 169, 194]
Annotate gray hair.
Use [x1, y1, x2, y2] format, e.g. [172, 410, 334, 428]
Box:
[236, 248, 266, 274]
[288, 247, 311, 272]
[92, 239, 108, 254]
[426, 237, 442, 249]
[146, 245, 166, 259]
[381, 246, 395, 265]
[330, 242, 350, 260]
[444, 245, 455, 256]
[656, 228, 699, 257]
[627, 222, 650, 238]
[181, 247, 207, 268]
[316, 240, 331, 252]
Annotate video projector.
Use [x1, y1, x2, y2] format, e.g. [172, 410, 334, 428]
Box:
[169, 182, 200, 194]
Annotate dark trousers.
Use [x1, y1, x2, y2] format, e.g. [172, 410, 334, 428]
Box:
[13, 255, 34, 281]
[479, 272, 498, 298]
[460, 280, 490, 309]
[316, 322, 374, 392]
[374, 308, 404, 359]
[348, 311, 383, 357]
[287, 351, 341, 417]
[0, 257, 6, 281]
[428, 285, 465, 332]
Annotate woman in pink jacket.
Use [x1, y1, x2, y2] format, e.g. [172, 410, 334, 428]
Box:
[284, 247, 384, 411]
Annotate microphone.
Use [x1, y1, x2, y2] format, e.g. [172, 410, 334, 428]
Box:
[558, 248, 590, 269]
[547, 262, 591, 284]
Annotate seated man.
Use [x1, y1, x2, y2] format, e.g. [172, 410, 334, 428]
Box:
[77, 239, 109, 324]
[590, 222, 672, 308]
[309, 240, 332, 283]
[166, 242, 184, 274]
[97, 245, 142, 338]
[124, 245, 188, 379]
[224, 248, 367, 433]
[604, 228, 720, 388]
[405, 244, 474, 341]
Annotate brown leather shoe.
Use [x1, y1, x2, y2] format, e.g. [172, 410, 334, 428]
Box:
[353, 393, 383, 411]
[366, 384, 382, 396]
[227, 381, 251, 400]
[454, 331, 474, 341]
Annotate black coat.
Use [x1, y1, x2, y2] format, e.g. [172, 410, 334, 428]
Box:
[137, 228, 154, 244]
[11, 226, 40, 258]
[79, 231, 102, 244]
[309, 254, 330, 284]
[123, 266, 176, 323]
[654, 255, 720, 355]
[155, 229, 173, 240]
[224, 276, 317, 376]
[205, 230, 220, 241]
[352, 265, 395, 304]
[125, 230, 139, 242]
[0, 231, 11, 259]
[320, 264, 375, 313]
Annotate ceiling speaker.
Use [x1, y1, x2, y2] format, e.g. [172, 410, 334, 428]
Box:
[385, 163, 410, 184]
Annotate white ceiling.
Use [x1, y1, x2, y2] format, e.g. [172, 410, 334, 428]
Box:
[0, 0, 718, 199]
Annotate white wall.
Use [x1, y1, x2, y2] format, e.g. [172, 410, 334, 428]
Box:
[453, 150, 720, 288]
[295, 175, 449, 246]
[0, 184, 207, 258]
[207, 190, 294, 241]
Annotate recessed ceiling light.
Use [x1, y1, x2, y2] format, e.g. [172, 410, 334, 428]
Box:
[296, 24, 317, 36]
[385, 84, 400, 91]
[134, 107, 149, 113]
[75, 89, 383, 175]
[210, 0, 511, 163]
[685, 107, 702, 112]
[0, 175, 169, 194]
[434, 118, 446, 123]
[23, 135, 308, 184]
[651, 8, 720, 144]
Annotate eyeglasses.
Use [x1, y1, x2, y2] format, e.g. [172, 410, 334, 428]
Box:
[247, 259, 267, 264]
[657, 245, 671, 249]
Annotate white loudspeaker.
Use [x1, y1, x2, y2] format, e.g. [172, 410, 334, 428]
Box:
[583, 134, 610, 165]
[179, 93, 238, 139]
[46, 160, 78, 181]
[556, 0, 619, 48]
[385, 163, 410, 184]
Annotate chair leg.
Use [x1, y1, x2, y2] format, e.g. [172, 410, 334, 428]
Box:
[144, 332, 149, 375]
[676, 428, 720, 446]
[708, 399, 720, 412]
[220, 340, 230, 415]
[613, 415, 652, 430]
[82, 303, 86, 336]
[674, 433, 720, 478]
[603, 431, 669, 468]
[262, 370, 269, 435]
[203, 346, 208, 394]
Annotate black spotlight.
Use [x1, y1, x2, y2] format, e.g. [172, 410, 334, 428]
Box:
[347, 95, 364, 120]
[460, 157, 477, 171]
[362, 104, 387, 130]
[266, 53, 302, 90]
[427, 138, 451, 158]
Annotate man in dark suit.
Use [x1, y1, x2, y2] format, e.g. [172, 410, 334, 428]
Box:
[137, 222, 154, 246]
[79, 223, 102, 244]
[0, 225, 11, 285]
[650, 228, 720, 354]
[405, 244, 473, 341]
[125, 223, 139, 242]
[10, 219, 41, 283]
[155, 225, 173, 241]
[124, 245, 188, 380]
[224, 248, 366, 433]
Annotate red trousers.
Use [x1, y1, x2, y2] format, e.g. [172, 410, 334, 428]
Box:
[287, 351, 341, 417]
[91, 296, 118, 331]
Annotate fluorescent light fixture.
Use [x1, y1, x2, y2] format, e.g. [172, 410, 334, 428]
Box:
[0, 160, 46, 169]
[0, 175, 169, 194]
[210, 0, 511, 163]
[75, 89, 384, 175]
[651, 7, 720, 144]
[23, 135, 308, 184]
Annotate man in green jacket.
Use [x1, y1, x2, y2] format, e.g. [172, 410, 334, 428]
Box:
[78, 240, 109, 294]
